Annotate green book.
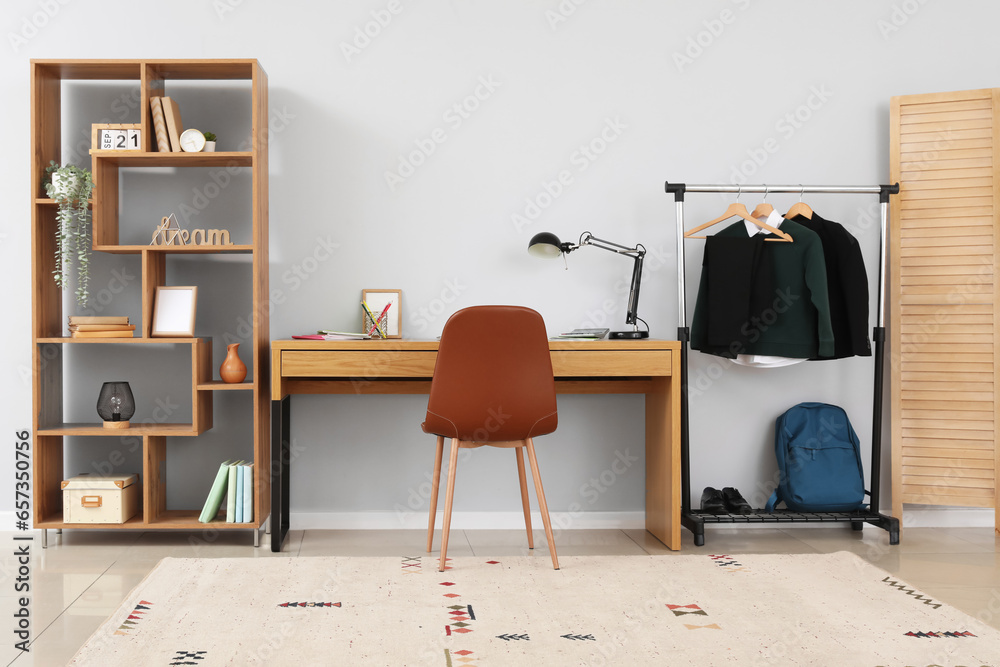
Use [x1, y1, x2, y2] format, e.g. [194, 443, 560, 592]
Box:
[198, 460, 233, 523]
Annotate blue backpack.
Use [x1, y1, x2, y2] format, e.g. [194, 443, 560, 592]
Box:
[765, 402, 868, 513]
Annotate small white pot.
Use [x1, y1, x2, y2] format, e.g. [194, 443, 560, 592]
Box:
[204, 141, 217, 152]
[49, 172, 80, 198]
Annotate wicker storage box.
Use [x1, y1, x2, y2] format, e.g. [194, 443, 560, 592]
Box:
[62, 473, 139, 524]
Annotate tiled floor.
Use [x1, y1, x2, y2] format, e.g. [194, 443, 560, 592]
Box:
[1, 525, 997, 665]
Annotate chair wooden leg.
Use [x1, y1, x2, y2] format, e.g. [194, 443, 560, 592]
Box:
[515, 446, 534, 549]
[439, 438, 461, 572]
[524, 438, 559, 570]
[426, 436, 444, 553]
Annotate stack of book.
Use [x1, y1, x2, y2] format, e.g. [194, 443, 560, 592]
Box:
[553, 328, 610, 340]
[198, 460, 254, 524]
[149, 96, 184, 152]
[69, 316, 135, 339]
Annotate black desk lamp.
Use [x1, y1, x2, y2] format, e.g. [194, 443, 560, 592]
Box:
[528, 231, 649, 339]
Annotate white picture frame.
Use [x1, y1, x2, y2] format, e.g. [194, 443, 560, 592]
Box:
[361, 289, 402, 338]
[151, 286, 198, 337]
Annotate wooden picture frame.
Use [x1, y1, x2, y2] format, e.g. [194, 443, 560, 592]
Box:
[361, 289, 402, 338]
[152, 286, 198, 337]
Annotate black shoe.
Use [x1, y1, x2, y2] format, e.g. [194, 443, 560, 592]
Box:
[700, 487, 726, 514]
[721, 487, 752, 514]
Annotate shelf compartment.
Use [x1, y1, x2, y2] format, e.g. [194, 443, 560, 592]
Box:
[197, 381, 253, 391]
[96, 245, 254, 255]
[38, 423, 203, 437]
[148, 509, 257, 529]
[35, 198, 93, 206]
[35, 512, 147, 529]
[147, 60, 259, 80]
[94, 151, 252, 167]
[32, 60, 142, 80]
[36, 337, 208, 344]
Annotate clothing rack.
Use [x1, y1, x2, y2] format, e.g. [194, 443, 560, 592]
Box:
[665, 181, 901, 546]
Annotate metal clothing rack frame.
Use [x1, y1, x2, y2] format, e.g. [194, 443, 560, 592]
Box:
[665, 181, 901, 546]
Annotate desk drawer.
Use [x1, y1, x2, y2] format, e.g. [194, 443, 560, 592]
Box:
[282, 350, 438, 378]
[551, 350, 672, 377]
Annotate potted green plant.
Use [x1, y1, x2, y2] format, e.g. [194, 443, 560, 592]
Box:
[44, 161, 95, 306]
[203, 131, 217, 152]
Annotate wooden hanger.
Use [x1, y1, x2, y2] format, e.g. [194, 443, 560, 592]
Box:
[785, 185, 813, 220]
[751, 186, 774, 219]
[685, 190, 793, 242]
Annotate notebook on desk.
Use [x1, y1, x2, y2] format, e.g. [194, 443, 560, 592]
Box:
[553, 328, 610, 339]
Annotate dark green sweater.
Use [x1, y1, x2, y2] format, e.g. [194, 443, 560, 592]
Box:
[691, 218, 834, 359]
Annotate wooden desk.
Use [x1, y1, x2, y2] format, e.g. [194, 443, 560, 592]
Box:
[269, 339, 682, 553]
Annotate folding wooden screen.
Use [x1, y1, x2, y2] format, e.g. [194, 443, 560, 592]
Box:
[889, 88, 1000, 531]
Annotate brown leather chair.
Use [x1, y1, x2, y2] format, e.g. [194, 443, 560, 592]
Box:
[422, 305, 559, 571]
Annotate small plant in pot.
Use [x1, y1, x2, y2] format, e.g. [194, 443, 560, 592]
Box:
[44, 161, 95, 306]
[203, 131, 217, 152]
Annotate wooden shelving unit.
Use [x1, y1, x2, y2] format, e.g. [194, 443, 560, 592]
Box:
[29, 59, 270, 537]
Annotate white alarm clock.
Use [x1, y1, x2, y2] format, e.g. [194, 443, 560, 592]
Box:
[179, 128, 206, 153]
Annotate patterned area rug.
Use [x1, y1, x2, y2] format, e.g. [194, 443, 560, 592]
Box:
[70, 552, 999, 666]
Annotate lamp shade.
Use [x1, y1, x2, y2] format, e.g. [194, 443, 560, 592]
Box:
[97, 381, 135, 429]
[527, 232, 564, 258]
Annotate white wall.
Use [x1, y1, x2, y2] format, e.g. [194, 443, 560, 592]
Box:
[2, 0, 995, 530]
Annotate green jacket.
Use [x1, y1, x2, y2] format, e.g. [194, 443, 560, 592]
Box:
[691, 218, 834, 359]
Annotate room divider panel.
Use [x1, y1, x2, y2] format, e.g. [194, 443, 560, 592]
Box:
[889, 88, 1000, 531]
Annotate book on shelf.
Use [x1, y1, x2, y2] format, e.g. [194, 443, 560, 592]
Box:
[242, 463, 253, 523]
[553, 328, 610, 339]
[149, 96, 171, 152]
[69, 323, 136, 332]
[226, 462, 241, 523]
[71, 330, 135, 339]
[234, 464, 244, 523]
[160, 97, 184, 153]
[198, 460, 234, 523]
[68, 315, 129, 326]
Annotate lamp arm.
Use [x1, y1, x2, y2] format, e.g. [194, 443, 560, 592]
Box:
[575, 232, 647, 328]
[578, 232, 645, 259]
[625, 248, 645, 327]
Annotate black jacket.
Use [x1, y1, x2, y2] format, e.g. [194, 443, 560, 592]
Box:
[791, 212, 871, 359]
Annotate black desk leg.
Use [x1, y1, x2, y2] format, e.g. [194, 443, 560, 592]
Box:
[270, 396, 291, 552]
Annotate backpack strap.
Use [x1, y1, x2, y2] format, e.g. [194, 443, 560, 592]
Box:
[765, 490, 780, 513]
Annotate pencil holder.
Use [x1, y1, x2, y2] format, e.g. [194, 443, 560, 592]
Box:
[363, 309, 388, 339]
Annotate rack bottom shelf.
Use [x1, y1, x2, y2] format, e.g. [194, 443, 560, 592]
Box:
[682, 508, 900, 546]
